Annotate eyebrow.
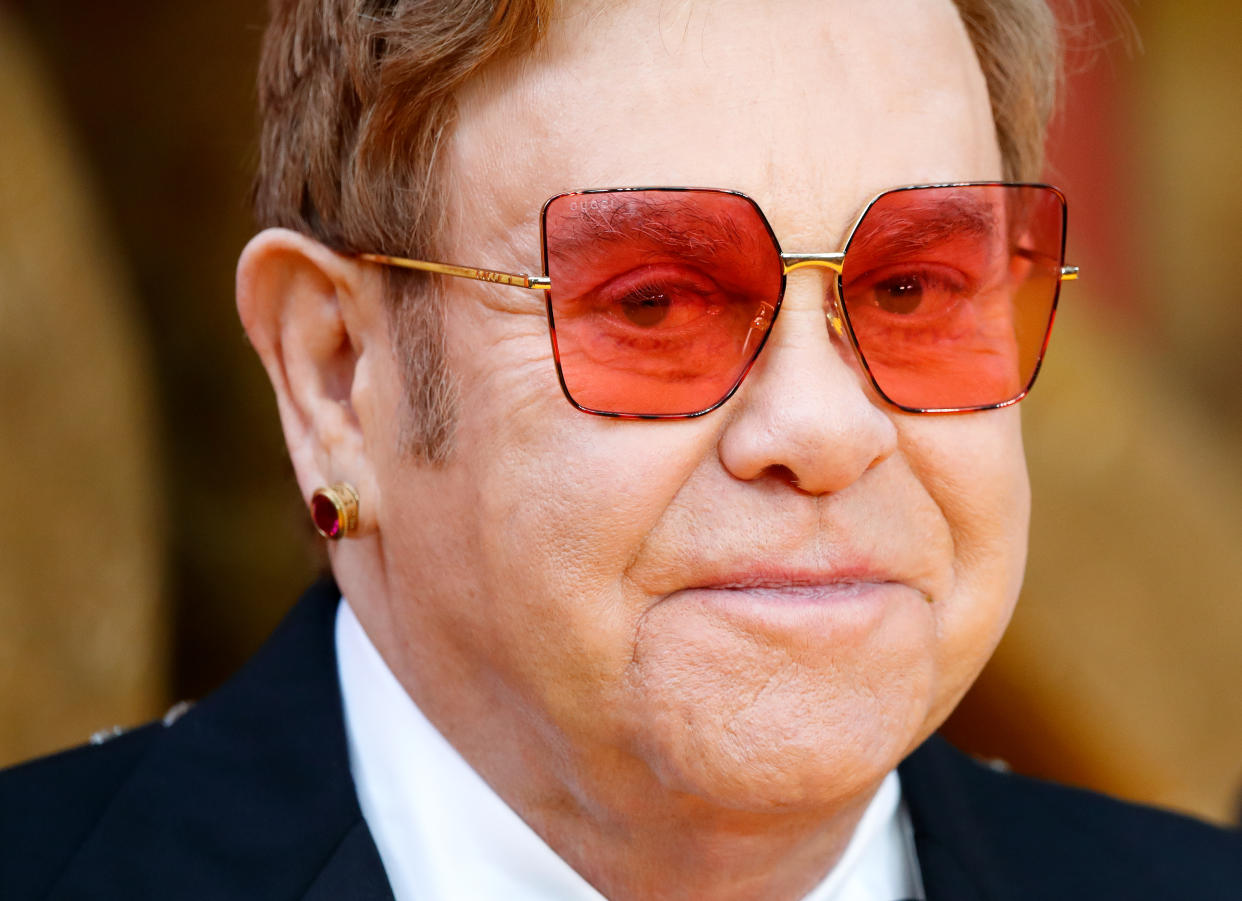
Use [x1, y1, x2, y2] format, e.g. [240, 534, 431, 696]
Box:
[546, 195, 760, 262]
[846, 194, 1001, 257]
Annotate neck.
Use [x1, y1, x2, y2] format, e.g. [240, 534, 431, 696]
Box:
[519, 783, 877, 901]
[435, 698, 879, 901]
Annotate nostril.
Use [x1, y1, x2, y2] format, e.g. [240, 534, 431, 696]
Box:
[763, 464, 804, 492]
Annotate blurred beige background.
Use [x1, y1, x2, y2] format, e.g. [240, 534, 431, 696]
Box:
[1, 1, 1239, 825]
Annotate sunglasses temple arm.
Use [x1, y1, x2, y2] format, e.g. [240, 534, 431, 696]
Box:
[1012, 247, 1079, 282]
[357, 253, 551, 291]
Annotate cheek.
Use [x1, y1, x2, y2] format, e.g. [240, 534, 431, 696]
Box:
[454, 370, 721, 728]
[454, 305, 716, 616]
[901, 407, 1030, 718]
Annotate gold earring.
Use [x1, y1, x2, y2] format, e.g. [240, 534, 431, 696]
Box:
[310, 483, 360, 540]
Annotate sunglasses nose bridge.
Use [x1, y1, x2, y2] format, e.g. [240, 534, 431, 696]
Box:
[780, 252, 845, 275]
[778, 253, 848, 338]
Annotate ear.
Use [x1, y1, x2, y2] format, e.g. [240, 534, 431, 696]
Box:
[236, 228, 384, 534]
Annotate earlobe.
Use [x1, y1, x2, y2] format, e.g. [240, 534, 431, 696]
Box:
[235, 228, 381, 536]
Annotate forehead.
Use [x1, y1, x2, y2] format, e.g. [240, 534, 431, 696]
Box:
[447, 0, 1000, 247]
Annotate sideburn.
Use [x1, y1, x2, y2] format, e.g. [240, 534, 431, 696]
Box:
[385, 267, 459, 465]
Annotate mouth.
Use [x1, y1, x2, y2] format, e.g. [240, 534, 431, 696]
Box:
[670, 572, 931, 640]
[692, 562, 923, 593]
[700, 576, 900, 595]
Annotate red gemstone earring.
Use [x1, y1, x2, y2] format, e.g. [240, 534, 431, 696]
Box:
[310, 483, 360, 540]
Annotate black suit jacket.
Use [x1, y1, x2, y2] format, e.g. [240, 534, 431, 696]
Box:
[3, 579, 1239, 900]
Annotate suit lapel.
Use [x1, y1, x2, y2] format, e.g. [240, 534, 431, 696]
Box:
[46, 579, 394, 900]
[899, 737, 1004, 901]
[302, 820, 394, 901]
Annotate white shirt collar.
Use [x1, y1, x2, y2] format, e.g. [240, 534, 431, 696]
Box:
[336, 597, 924, 901]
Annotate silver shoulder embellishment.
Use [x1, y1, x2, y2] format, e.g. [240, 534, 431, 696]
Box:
[89, 725, 127, 745]
[162, 700, 195, 727]
[976, 755, 1012, 773]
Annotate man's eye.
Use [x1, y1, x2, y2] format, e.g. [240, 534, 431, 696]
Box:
[850, 265, 972, 319]
[594, 271, 725, 333]
[619, 288, 672, 327]
[871, 275, 926, 314]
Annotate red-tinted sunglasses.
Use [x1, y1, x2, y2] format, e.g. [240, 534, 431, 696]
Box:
[361, 183, 1077, 418]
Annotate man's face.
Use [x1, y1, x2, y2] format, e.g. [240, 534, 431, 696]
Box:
[366, 0, 1029, 813]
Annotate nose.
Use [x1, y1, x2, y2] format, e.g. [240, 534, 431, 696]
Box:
[717, 275, 898, 496]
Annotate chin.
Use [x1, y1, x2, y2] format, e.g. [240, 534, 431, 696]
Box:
[637, 702, 931, 814]
[621, 646, 936, 813]
[616, 585, 941, 811]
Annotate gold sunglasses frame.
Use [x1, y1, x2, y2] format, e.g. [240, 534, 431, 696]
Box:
[359, 182, 1079, 418]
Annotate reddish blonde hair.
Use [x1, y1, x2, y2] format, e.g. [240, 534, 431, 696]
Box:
[253, 0, 1060, 460]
